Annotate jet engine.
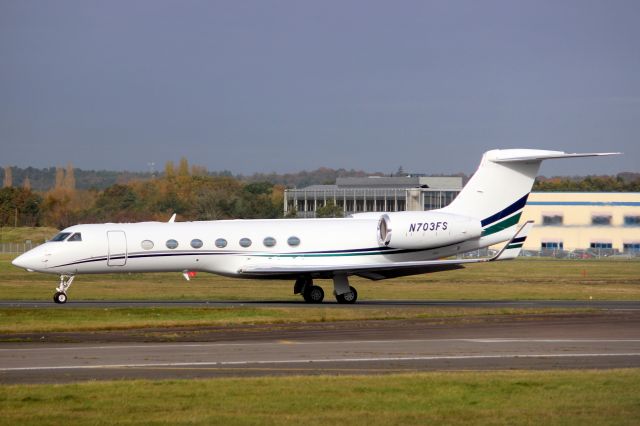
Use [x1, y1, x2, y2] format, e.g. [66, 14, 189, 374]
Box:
[377, 211, 481, 249]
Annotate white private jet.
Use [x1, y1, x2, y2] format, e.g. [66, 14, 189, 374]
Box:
[12, 149, 618, 304]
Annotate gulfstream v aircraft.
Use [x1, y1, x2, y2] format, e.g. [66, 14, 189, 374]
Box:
[12, 149, 618, 304]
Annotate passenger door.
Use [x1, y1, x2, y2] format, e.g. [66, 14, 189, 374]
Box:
[107, 231, 127, 266]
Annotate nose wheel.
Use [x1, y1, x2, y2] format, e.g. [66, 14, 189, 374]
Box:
[53, 291, 67, 304]
[53, 275, 75, 304]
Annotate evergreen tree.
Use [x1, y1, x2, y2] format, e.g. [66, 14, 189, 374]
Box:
[316, 200, 344, 218]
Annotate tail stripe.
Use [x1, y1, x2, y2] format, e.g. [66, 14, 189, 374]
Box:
[480, 193, 529, 227]
[482, 212, 522, 236]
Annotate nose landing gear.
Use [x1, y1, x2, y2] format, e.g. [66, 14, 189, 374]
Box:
[53, 275, 75, 304]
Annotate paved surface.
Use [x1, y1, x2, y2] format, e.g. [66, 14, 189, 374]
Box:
[2, 299, 640, 310]
[1, 311, 639, 383]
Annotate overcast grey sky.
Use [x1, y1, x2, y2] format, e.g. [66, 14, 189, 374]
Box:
[1, 0, 638, 176]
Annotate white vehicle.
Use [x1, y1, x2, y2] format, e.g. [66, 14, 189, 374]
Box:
[12, 149, 617, 304]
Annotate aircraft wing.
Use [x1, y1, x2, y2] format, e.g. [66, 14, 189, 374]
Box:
[239, 221, 534, 278]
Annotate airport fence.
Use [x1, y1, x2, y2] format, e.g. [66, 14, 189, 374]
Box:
[0, 242, 36, 254]
[461, 248, 640, 260]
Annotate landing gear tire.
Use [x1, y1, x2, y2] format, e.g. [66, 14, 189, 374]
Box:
[53, 291, 67, 304]
[303, 285, 324, 303]
[335, 286, 358, 304]
[53, 275, 74, 305]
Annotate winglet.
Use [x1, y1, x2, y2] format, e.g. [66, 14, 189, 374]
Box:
[491, 220, 534, 261]
[168, 213, 177, 223]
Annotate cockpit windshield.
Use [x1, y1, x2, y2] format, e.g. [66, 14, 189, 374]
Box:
[68, 233, 82, 242]
[50, 232, 71, 242]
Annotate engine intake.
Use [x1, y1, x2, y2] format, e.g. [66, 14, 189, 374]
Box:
[377, 212, 481, 249]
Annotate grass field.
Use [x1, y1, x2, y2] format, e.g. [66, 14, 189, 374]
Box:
[1, 254, 635, 334]
[1, 370, 639, 425]
[0, 306, 587, 334]
[2, 255, 639, 302]
[0, 227, 58, 244]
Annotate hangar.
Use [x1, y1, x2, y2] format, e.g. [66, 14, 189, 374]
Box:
[522, 192, 640, 254]
[284, 176, 463, 218]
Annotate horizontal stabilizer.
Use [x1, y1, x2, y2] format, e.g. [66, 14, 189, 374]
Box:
[490, 150, 620, 163]
[492, 220, 534, 261]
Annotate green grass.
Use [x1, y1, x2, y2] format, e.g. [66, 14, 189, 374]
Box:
[2, 255, 639, 302]
[0, 227, 58, 244]
[1, 370, 639, 425]
[0, 306, 586, 334]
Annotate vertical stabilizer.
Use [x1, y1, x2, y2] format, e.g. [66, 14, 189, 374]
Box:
[442, 149, 619, 237]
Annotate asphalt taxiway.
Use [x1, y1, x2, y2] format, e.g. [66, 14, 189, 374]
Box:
[1, 309, 639, 384]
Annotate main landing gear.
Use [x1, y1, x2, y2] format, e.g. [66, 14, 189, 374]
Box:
[53, 275, 75, 304]
[294, 276, 324, 303]
[293, 274, 358, 304]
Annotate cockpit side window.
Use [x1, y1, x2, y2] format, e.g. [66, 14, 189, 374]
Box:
[50, 232, 71, 242]
[68, 233, 82, 242]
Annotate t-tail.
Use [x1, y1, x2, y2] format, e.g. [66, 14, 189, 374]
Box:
[441, 149, 620, 240]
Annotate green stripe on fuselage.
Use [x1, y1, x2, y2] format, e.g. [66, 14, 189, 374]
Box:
[482, 212, 522, 236]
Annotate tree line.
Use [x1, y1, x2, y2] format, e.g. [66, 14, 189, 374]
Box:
[533, 173, 640, 191]
[1, 164, 389, 191]
[1, 160, 284, 228]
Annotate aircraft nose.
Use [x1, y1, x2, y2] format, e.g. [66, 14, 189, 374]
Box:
[12, 252, 40, 271]
[12, 253, 27, 269]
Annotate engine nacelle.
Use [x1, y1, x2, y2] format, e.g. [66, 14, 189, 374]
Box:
[377, 211, 481, 249]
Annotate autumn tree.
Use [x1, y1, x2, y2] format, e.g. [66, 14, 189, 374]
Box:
[191, 164, 208, 176]
[164, 161, 176, 179]
[54, 167, 65, 189]
[178, 157, 190, 177]
[63, 162, 76, 190]
[3, 166, 12, 188]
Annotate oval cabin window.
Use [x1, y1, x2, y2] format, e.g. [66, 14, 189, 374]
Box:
[190, 239, 203, 249]
[166, 239, 179, 249]
[263, 237, 276, 247]
[141, 240, 154, 250]
[215, 238, 227, 248]
[239, 238, 252, 248]
[287, 236, 301, 247]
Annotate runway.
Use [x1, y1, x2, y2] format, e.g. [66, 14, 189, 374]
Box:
[1, 310, 639, 383]
[2, 299, 640, 310]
